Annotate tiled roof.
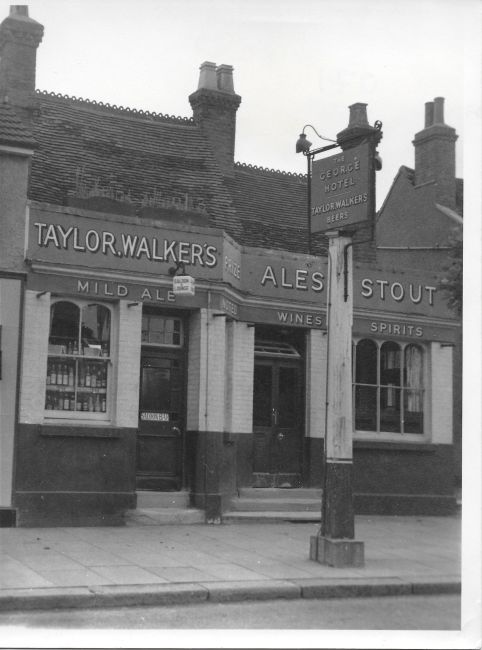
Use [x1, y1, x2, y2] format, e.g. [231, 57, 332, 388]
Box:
[0, 101, 37, 148]
[228, 163, 315, 254]
[28, 91, 241, 239]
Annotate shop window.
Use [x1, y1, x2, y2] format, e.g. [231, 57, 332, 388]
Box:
[141, 314, 182, 347]
[353, 338, 425, 435]
[45, 300, 111, 417]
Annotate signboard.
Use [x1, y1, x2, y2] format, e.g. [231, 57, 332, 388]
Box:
[140, 412, 169, 422]
[172, 275, 195, 296]
[311, 143, 372, 234]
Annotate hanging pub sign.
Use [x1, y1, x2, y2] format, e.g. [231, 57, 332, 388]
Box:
[311, 142, 373, 234]
[172, 275, 195, 296]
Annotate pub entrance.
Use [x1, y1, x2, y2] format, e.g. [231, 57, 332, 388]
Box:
[136, 310, 186, 491]
[252, 329, 305, 488]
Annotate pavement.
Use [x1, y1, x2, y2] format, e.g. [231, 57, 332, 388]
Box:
[0, 515, 461, 612]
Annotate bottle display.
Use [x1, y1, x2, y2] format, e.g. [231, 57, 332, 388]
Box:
[45, 354, 108, 415]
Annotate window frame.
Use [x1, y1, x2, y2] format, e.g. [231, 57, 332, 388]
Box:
[44, 298, 114, 422]
[352, 336, 429, 442]
[141, 313, 184, 349]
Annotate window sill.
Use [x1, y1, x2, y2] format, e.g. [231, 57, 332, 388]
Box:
[39, 423, 120, 438]
[354, 438, 435, 452]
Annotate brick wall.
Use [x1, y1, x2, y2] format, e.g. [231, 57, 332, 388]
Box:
[0, 155, 30, 273]
[225, 320, 254, 433]
[305, 329, 326, 439]
[430, 342, 453, 444]
[19, 289, 50, 423]
[115, 301, 142, 428]
[0, 278, 22, 506]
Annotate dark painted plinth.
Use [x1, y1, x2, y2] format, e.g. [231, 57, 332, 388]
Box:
[0, 508, 16, 527]
[14, 424, 137, 527]
[310, 534, 365, 568]
[322, 461, 355, 538]
[187, 430, 237, 523]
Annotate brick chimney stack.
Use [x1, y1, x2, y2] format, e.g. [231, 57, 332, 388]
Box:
[0, 5, 44, 118]
[336, 102, 382, 151]
[189, 62, 241, 178]
[413, 97, 458, 209]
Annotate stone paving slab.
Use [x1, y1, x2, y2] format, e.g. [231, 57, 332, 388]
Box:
[0, 516, 461, 612]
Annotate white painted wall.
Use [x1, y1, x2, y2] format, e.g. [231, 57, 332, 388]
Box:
[0, 279, 22, 506]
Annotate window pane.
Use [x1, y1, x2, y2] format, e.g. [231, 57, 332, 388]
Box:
[82, 304, 111, 356]
[404, 345, 423, 388]
[141, 365, 171, 412]
[380, 386, 401, 432]
[46, 358, 108, 413]
[355, 339, 377, 384]
[49, 301, 80, 352]
[404, 390, 424, 433]
[142, 315, 182, 346]
[355, 385, 377, 431]
[380, 341, 401, 387]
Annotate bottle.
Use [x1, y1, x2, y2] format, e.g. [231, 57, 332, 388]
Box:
[91, 368, 97, 388]
[57, 393, 63, 410]
[88, 395, 94, 412]
[50, 363, 56, 385]
[94, 393, 101, 412]
[68, 365, 74, 387]
[82, 397, 88, 411]
[62, 364, 68, 386]
[101, 367, 106, 388]
[73, 340, 79, 355]
[56, 363, 62, 385]
[46, 364, 51, 385]
[78, 364, 84, 387]
[67, 341, 72, 355]
[76, 397, 82, 412]
[101, 397, 106, 412]
[45, 394, 52, 410]
[70, 395, 76, 411]
[63, 393, 70, 410]
[85, 365, 91, 388]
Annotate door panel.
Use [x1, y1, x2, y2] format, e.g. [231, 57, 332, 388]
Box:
[137, 351, 184, 491]
[252, 359, 303, 482]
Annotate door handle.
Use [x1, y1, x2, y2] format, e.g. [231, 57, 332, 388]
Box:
[277, 432, 284, 441]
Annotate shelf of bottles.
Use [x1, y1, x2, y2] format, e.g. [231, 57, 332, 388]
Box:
[45, 340, 109, 414]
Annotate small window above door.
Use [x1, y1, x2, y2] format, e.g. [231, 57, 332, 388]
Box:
[141, 314, 183, 347]
[254, 340, 301, 359]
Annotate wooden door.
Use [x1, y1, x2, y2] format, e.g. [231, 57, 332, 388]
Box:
[136, 350, 184, 491]
[252, 359, 303, 485]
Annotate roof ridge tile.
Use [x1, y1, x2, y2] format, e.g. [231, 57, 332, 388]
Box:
[35, 90, 194, 125]
[235, 160, 306, 180]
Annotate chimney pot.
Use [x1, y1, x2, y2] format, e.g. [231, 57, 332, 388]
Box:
[10, 5, 29, 16]
[348, 102, 369, 128]
[424, 101, 434, 127]
[433, 97, 445, 124]
[216, 64, 234, 93]
[197, 61, 217, 91]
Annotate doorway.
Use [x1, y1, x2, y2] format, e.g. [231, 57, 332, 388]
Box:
[252, 354, 304, 487]
[136, 312, 186, 491]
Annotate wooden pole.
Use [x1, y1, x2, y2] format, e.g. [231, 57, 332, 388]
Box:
[310, 230, 364, 567]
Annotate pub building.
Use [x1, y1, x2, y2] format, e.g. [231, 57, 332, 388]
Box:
[0, 6, 461, 527]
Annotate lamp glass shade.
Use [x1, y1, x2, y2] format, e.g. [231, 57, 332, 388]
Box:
[296, 133, 312, 153]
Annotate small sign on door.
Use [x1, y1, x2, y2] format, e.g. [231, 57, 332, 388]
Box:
[140, 412, 170, 422]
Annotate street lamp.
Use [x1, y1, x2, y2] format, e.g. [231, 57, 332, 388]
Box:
[297, 106, 382, 567]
